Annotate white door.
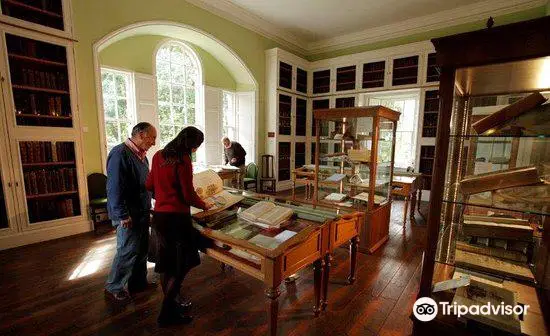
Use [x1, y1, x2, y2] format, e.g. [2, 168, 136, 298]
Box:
[236, 91, 256, 164]
[204, 86, 222, 165]
[134, 73, 159, 163]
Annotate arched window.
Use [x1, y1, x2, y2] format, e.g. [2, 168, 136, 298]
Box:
[155, 41, 202, 149]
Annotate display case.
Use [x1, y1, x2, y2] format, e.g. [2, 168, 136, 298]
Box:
[416, 17, 550, 336]
[310, 106, 400, 253]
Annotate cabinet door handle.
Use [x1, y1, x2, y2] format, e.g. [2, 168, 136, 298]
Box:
[15, 182, 19, 187]
[7, 182, 12, 187]
[0, 76, 4, 82]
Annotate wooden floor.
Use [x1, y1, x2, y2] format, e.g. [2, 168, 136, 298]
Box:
[0, 196, 428, 336]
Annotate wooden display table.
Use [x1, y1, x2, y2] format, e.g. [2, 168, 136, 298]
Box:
[193, 191, 362, 336]
[391, 175, 421, 226]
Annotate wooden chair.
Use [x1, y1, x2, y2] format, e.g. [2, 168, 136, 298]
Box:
[87, 173, 111, 234]
[243, 162, 258, 191]
[259, 155, 276, 193]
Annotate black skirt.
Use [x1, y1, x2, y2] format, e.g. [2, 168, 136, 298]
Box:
[151, 212, 206, 276]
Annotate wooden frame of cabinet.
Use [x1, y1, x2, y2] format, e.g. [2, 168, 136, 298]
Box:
[0, 0, 73, 39]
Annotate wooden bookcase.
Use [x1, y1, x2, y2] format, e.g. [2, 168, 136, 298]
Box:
[296, 67, 307, 94]
[425, 52, 439, 83]
[313, 69, 330, 94]
[391, 55, 419, 86]
[418, 145, 434, 191]
[278, 61, 292, 90]
[296, 97, 307, 137]
[278, 93, 291, 136]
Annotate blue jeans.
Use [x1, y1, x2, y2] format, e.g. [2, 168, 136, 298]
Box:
[105, 215, 149, 293]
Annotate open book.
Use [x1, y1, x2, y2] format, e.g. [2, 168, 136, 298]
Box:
[190, 169, 244, 219]
[238, 201, 294, 229]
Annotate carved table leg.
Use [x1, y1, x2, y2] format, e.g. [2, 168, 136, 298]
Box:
[322, 253, 331, 310]
[348, 237, 358, 284]
[410, 189, 417, 224]
[313, 259, 324, 316]
[265, 287, 280, 336]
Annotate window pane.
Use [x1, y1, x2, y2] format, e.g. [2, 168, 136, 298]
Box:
[160, 125, 173, 145]
[156, 61, 170, 82]
[170, 63, 185, 84]
[173, 105, 185, 125]
[185, 68, 196, 87]
[187, 107, 195, 125]
[102, 73, 115, 96]
[115, 75, 126, 97]
[170, 45, 185, 64]
[103, 98, 116, 119]
[117, 99, 127, 119]
[158, 83, 170, 103]
[172, 85, 184, 105]
[120, 122, 130, 139]
[157, 47, 170, 62]
[158, 104, 171, 124]
[185, 88, 195, 109]
[174, 124, 184, 135]
[105, 121, 119, 144]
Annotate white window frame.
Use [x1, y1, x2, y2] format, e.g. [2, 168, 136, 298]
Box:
[221, 90, 237, 140]
[360, 91, 420, 170]
[154, 39, 205, 161]
[99, 67, 136, 162]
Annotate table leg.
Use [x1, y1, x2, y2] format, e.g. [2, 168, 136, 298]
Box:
[348, 237, 358, 284]
[292, 180, 296, 200]
[410, 190, 417, 223]
[403, 196, 410, 227]
[313, 259, 324, 316]
[265, 287, 280, 336]
[322, 253, 331, 310]
[417, 189, 424, 217]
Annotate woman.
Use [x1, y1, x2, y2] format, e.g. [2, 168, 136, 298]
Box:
[145, 126, 214, 326]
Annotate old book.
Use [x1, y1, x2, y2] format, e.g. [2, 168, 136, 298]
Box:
[238, 201, 293, 229]
[456, 241, 527, 263]
[460, 166, 541, 194]
[454, 249, 534, 282]
[472, 92, 547, 134]
[19, 142, 28, 164]
[463, 215, 529, 226]
[453, 279, 520, 335]
[190, 169, 244, 219]
[462, 220, 533, 241]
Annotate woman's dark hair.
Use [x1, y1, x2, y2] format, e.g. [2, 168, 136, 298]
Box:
[162, 126, 204, 164]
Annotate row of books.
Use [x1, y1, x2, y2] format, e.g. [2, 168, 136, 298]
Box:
[15, 94, 68, 117]
[7, 35, 66, 62]
[20, 141, 75, 163]
[14, 68, 68, 91]
[24, 168, 77, 195]
[28, 198, 76, 223]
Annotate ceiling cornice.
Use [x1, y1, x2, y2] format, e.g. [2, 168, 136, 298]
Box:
[187, 0, 546, 57]
[186, 0, 309, 55]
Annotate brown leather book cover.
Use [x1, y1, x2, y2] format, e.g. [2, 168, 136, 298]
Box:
[460, 165, 541, 194]
[472, 92, 547, 134]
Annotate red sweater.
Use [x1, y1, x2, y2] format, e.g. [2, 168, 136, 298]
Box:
[145, 151, 206, 213]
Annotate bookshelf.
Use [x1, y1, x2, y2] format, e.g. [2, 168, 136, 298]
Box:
[311, 98, 329, 137]
[296, 97, 306, 136]
[335, 65, 356, 92]
[278, 93, 291, 135]
[278, 142, 291, 181]
[421, 89, 439, 137]
[335, 96, 355, 108]
[278, 61, 292, 90]
[391, 55, 419, 86]
[425, 52, 440, 83]
[419, 145, 434, 190]
[313, 69, 330, 94]
[6, 34, 72, 128]
[296, 67, 307, 94]
[19, 140, 80, 223]
[295, 142, 305, 168]
[362, 61, 385, 89]
[0, 0, 64, 31]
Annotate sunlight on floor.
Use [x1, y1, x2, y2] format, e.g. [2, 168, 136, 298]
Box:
[68, 242, 112, 280]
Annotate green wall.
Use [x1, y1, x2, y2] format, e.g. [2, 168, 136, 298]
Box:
[73, 0, 287, 174]
[308, 6, 547, 61]
[99, 35, 237, 90]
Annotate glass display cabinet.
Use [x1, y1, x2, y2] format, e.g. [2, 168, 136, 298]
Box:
[416, 17, 550, 336]
[310, 106, 400, 253]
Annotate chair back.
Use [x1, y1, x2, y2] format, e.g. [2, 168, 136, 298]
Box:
[246, 162, 258, 179]
[87, 173, 107, 201]
[261, 155, 275, 179]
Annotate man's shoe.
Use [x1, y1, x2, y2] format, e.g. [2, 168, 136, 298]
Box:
[158, 300, 193, 327]
[128, 281, 158, 294]
[104, 289, 131, 303]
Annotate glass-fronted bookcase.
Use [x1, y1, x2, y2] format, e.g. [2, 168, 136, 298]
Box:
[415, 17, 550, 336]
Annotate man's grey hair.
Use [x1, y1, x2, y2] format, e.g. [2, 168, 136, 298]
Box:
[131, 122, 154, 137]
[221, 137, 230, 143]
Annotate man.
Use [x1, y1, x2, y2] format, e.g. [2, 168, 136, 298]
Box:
[104, 122, 157, 303]
[222, 137, 246, 189]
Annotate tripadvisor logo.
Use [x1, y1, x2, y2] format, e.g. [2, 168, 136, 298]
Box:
[413, 297, 529, 322]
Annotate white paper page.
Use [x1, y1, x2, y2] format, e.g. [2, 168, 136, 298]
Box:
[238, 201, 275, 222]
[193, 169, 224, 199]
[274, 230, 297, 243]
[257, 207, 293, 226]
[248, 234, 280, 249]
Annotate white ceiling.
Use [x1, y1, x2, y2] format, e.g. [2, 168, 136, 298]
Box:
[228, 0, 484, 41]
[187, 0, 546, 55]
